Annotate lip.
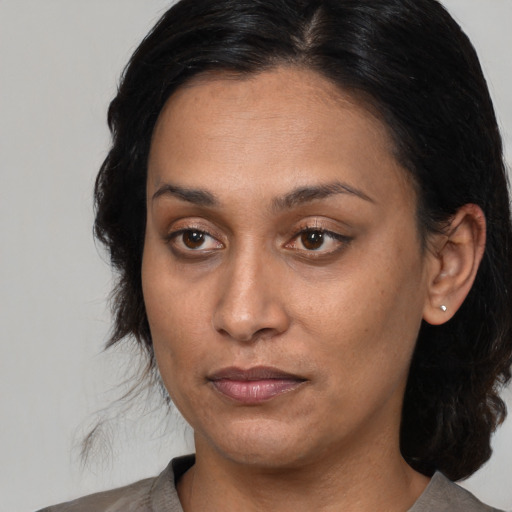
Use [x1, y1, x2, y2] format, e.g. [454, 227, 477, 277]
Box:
[207, 366, 307, 404]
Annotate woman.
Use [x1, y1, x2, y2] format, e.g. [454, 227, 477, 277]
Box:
[39, 0, 512, 510]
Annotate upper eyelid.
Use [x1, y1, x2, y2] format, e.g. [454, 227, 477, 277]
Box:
[292, 231, 349, 244]
[290, 225, 350, 240]
[290, 215, 352, 231]
[167, 228, 221, 244]
[165, 221, 223, 240]
[163, 218, 351, 242]
[167, 228, 224, 253]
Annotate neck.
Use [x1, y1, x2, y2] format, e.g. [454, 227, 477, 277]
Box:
[177, 428, 429, 512]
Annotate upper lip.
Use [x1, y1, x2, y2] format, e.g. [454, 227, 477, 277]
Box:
[207, 366, 306, 382]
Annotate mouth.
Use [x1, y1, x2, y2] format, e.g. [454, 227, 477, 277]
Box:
[207, 366, 307, 404]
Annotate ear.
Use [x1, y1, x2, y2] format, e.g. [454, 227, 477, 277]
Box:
[423, 204, 486, 325]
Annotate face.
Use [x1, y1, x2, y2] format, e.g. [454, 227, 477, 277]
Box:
[142, 67, 433, 469]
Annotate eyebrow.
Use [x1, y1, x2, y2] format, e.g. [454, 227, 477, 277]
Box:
[151, 180, 373, 209]
[152, 183, 218, 206]
[272, 181, 374, 211]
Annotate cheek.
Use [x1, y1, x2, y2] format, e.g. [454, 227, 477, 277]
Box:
[291, 239, 426, 376]
[143, 232, 210, 337]
[141, 245, 207, 391]
[145, 283, 209, 369]
[145, 283, 212, 421]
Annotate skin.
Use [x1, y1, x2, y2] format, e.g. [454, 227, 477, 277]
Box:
[142, 67, 485, 511]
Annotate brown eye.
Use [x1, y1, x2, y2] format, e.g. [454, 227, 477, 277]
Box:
[300, 230, 324, 250]
[170, 228, 223, 254]
[182, 230, 206, 249]
[285, 227, 351, 256]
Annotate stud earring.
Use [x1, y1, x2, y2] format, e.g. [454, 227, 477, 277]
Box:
[440, 305, 447, 312]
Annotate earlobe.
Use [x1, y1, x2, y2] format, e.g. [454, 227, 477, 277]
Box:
[423, 204, 486, 326]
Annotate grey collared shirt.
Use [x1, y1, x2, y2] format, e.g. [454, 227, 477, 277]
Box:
[37, 455, 503, 512]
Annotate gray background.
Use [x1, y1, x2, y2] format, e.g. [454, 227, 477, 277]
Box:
[1, 1, 511, 511]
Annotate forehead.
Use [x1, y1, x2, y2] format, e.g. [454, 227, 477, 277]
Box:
[148, 66, 412, 206]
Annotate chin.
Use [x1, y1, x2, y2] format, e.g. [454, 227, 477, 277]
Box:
[197, 418, 324, 470]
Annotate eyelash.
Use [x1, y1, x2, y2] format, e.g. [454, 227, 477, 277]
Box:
[165, 225, 352, 258]
[166, 227, 223, 254]
[285, 227, 352, 256]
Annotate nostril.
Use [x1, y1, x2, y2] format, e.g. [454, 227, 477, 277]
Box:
[252, 327, 281, 340]
[215, 325, 276, 343]
[213, 307, 289, 343]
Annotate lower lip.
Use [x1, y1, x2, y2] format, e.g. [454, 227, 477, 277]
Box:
[211, 379, 304, 404]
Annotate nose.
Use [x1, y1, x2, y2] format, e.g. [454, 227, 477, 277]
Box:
[212, 248, 290, 343]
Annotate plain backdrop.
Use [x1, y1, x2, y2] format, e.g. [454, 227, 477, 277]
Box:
[1, 1, 511, 511]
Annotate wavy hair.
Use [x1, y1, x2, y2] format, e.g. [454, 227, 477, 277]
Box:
[94, 0, 512, 480]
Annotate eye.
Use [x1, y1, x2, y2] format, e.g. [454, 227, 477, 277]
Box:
[300, 230, 326, 250]
[170, 229, 223, 252]
[286, 228, 350, 254]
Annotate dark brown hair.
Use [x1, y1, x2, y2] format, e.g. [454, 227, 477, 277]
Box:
[94, 0, 512, 480]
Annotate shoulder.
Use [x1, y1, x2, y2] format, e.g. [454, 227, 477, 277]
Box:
[409, 472, 505, 512]
[35, 455, 194, 512]
[35, 476, 156, 512]
[35, 478, 156, 512]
